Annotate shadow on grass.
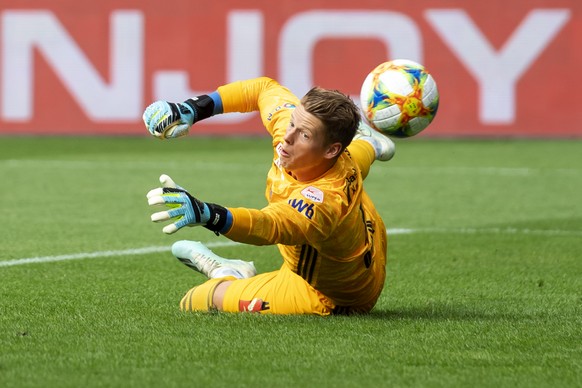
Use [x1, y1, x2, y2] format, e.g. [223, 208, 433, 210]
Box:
[368, 303, 532, 322]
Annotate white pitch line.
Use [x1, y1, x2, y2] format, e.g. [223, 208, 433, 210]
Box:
[388, 227, 582, 237]
[0, 241, 239, 268]
[1, 227, 580, 268]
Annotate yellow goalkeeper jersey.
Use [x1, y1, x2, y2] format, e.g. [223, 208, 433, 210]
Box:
[219, 77, 387, 309]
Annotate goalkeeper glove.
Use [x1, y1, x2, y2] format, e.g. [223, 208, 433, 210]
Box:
[142, 93, 221, 139]
[146, 174, 232, 234]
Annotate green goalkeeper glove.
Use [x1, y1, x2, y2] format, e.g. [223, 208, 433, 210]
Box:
[146, 174, 232, 234]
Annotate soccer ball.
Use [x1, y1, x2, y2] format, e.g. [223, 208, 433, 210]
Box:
[360, 59, 439, 138]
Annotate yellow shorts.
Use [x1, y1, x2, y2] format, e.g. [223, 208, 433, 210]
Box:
[221, 264, 335, 315]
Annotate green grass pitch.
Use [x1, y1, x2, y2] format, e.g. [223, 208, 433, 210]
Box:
[0, 136, 580, 387]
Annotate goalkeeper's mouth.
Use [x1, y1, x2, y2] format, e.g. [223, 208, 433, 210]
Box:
[279, 146, 290, 158]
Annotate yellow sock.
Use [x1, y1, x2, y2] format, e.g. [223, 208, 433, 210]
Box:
[180, 276, 236, 312]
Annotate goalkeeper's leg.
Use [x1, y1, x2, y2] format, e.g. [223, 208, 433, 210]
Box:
[180, 266, 334, 315]
[172, 240, 256, 279]
[180, 277, 236, 311]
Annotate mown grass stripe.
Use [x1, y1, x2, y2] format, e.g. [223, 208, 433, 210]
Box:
[1, 227, 580, 268]
[4, 160, 581, 176]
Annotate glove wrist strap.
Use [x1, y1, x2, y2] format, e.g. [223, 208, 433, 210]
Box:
[184, 95, 215, 122]
[204, 203, 232, 235]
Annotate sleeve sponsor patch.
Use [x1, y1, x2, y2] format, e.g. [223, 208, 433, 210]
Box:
[267, 103, 296, 121]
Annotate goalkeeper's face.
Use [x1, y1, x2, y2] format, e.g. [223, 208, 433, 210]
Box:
[280, 105, 342, 181]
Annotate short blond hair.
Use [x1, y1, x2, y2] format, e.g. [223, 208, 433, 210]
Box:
[301, 87, 360, 151]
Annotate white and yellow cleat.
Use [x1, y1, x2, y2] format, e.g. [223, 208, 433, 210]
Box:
[353, 121, 396, 162]
[171, 240, 257, 279]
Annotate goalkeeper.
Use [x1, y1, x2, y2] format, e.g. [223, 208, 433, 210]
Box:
[144, 77, 395, 315]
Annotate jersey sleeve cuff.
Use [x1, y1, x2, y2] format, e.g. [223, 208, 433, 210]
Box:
[209, 91, 223, 115]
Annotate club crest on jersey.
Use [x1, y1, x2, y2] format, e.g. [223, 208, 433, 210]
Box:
[301, 186, 324, 203]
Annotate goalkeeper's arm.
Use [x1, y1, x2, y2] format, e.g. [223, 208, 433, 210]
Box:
[142, 77, 282, 139]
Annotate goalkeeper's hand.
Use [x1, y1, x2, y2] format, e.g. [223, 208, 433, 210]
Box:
[143, 94, 219, 139]
[146, 174, 232, 234]
[142, 101, 195, 139]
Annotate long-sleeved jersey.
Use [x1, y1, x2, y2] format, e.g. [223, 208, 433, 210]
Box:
[220, 77, 387, 309]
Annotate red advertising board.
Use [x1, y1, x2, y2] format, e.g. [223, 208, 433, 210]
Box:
[0, 0, 579, 137]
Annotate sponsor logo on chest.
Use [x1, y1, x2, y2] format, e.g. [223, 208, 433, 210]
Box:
[288, 198, 314, 219]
